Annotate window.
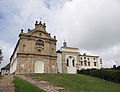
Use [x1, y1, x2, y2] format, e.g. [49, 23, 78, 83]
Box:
[84, 57, 86, 59]
[67, 59, 69, 66]
[81, 61, 83, 66]
[93, 57, 95, 60]
[84, 61, 87, 66]
[81, 57, 82, 60]
[69, 56, 72, 59]
[94, 62, 97, 66]
[72, 59, 75, 67]
[88, 62, 90, 66]
[38, 49, 41, 53]
[88, 58, 89, 60]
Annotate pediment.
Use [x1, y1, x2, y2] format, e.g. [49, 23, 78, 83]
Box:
[28, 30, 51, 38]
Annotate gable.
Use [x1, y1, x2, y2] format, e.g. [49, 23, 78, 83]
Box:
[27, 30, 51, 39]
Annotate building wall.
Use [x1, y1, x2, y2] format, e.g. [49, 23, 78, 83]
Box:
[58, 47, 80, 74]
[10, 45, 19, 74]
[57, 53, 62, 73]
[1, 70, 9, 75]
[79, 56, 100, 69]
[10, 21, 57, 74]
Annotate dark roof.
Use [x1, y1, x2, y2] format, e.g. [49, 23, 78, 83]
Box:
[1, 63, 10, 70]
[61, 46, 79, 50]
[79, 54, 99, 58]
[56, 50, 62, 53]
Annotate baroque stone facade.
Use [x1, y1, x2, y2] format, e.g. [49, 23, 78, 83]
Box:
[10, 21, 57, 74]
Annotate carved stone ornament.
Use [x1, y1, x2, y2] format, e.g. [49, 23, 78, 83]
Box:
[36, 40, 44, 46]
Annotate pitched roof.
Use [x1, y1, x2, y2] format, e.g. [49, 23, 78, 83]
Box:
[1, 63, 10, 70]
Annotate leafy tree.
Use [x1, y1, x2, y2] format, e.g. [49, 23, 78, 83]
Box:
[0, 49, 3, 64]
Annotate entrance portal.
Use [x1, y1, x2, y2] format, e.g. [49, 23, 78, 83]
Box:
[34, 60, 44, 73]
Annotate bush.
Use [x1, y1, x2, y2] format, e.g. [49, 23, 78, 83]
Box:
[77, 68, 120, 83]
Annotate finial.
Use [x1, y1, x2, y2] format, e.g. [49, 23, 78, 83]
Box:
[54, 36, 56, 39]
[28, 29, 30, 32]
[49, 33, 51, 36]
[39, 21, 42, 24]
[35, 21, 38, 24]
[43, 23, 46, 26]
[21, 29, 23, 33]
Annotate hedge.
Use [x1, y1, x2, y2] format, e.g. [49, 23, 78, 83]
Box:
[77, 68, 120, 83]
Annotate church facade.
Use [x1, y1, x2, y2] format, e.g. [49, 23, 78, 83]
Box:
[10, 21, 100, 74]
[10, 21, 57, 74]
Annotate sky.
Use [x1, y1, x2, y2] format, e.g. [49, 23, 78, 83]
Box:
[0, 0, 120, 69]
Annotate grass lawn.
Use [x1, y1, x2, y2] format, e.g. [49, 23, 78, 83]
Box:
[13, 76, 46, 92]
[29, 73, 120, 92]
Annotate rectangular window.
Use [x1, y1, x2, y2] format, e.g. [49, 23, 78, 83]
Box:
[67, 59, 69, 66]
[88, 58, 89, 60]
[84, 61, 87, 66]
[94, 62, 97, 66]
[88, 62, 90, 66]
[93, 58, 95, 60]
[84, 57, 86, 59]
[81, 57, 82, 60]
[81, 61, 83, 66]
[72, 59, 75, 67]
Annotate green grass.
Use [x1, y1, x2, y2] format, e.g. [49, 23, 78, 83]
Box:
[29, 73, 120, 92]
[13, 76, 46, 92]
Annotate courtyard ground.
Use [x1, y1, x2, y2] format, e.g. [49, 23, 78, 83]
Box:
[0, 75, 14, 92]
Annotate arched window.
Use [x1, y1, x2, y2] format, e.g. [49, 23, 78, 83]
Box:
[67, 59, 69, 66]
[72, 59, 75, 67]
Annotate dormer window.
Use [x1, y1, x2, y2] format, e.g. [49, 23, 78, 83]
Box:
[36, 40, 44, 46]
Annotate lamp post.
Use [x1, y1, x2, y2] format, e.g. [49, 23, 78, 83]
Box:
[100, 58, 102, 69]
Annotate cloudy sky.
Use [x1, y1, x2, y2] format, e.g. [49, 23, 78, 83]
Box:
[0, 0, 120, 69]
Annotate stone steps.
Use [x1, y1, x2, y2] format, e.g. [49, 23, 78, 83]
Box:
[17, 75, 70, 92]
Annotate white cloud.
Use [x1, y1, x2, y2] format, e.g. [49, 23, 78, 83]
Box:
[0, 40, 13, 69]
[0, 0, 120, 68]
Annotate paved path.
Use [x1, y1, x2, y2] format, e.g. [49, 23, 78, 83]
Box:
[0, 75, 14, 92]
[17, 75, 70, 92]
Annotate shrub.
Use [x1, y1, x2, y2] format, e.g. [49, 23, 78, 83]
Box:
[77, 68, 120, 83]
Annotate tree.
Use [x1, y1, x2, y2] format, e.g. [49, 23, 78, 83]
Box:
[113, 65, 117, 69]
[0, 49, 3, 64]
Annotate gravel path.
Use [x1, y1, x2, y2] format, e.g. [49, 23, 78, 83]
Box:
[17, 75, 70, 92]
[0, 75, 14, 92]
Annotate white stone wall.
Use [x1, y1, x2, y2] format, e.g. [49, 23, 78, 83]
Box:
[57, 53, 62, 73]
[65, 55, 77, 74]
[10, 46, 19, 74]
[1, 70, 9, 75]
[79, 56, 100, 69]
